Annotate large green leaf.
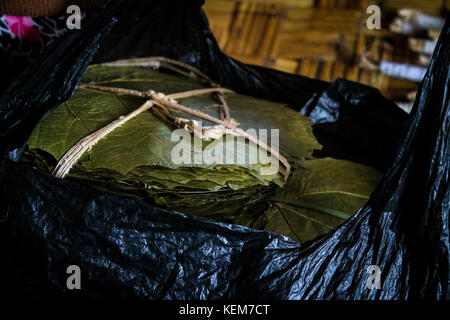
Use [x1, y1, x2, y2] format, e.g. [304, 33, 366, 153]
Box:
[254, 159, 383, 242]
[25, 65, 321, 223]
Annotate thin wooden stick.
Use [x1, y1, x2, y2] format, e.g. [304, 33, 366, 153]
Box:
[81, 83, 234, 99]
[53, 100, 154, 178]
[80, 84, 148, 97]
[103, 57, 215, 83]
[102, 57, 231, 120]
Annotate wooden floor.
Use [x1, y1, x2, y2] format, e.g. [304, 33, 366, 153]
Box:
[204, 0, 448, 100]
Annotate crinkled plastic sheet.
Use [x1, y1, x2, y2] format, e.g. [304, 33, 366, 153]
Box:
[301, 78, 409, 170]
[0, 0, 448, 299]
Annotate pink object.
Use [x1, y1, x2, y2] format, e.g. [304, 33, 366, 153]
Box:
[4, 16, 41, 42]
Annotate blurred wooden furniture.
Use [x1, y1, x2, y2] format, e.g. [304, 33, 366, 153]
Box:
[204, 0, 448, 99]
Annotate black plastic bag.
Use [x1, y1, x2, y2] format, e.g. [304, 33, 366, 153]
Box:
[301, 78, 409, 170]
[0, 0, 448, 299]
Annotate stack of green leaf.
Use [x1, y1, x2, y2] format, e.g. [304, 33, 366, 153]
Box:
[24, 65, 321, 224]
